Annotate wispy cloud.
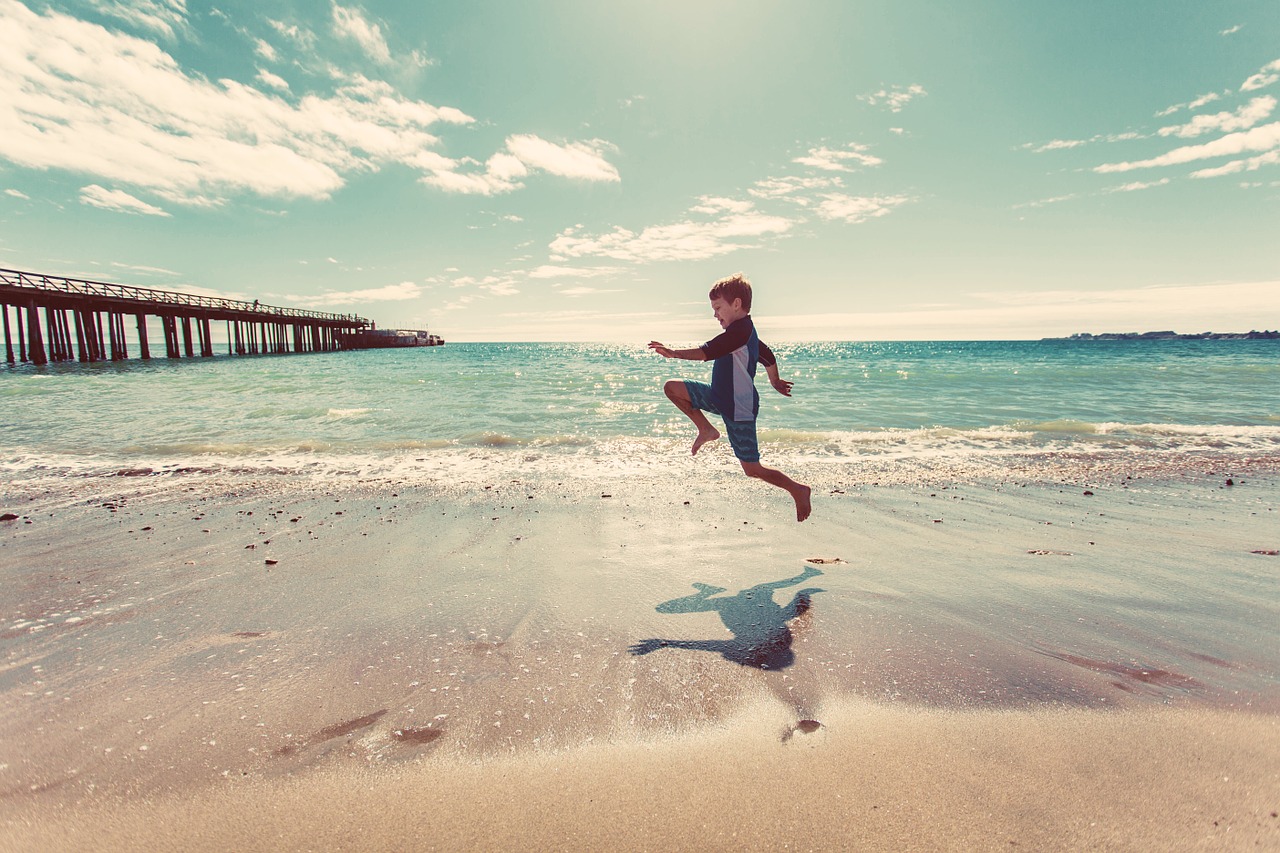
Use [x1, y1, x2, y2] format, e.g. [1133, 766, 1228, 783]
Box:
[549, 203, 794, 263]
[748, 175, 842, 201]
[1241, 58, 1280, 92]
[79, 184, 170, 216]
[1220, 24, 1243, 36]
[423, 135, 620, 195]
[1189, 149, 1280, 179]
[295, 280, 423, 307]
[1012, 193, 1079, 210]
[1023, 132, 1143, 153]
[528, 264, 623, 279]
[792, 143, 882, 171]
[859, 84, 927, 112]
[88, 0, 187, 39]
[1029, 139, 1089, 153]
[110, 261, 180, 276]
[1158, 95, 1276, 138]
[1104, 178, 1170, 193]
[4, 188, 29, 199]
[253, 38, 278, 62]
[1156, 91, 1225, 117]
[505, 135, 620, 182]
[331, 2, 391, 65]
[256, 69, 290, 92]
[814, 193, 910, 224]
[1095, 122, 1280, 173]
[553, 284, 624, 297]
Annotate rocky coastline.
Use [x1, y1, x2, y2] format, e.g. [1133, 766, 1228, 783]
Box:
[1049, 330, 1279, 341]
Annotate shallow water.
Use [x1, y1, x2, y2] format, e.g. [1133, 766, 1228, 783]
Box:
[2, 341, 1277, 473]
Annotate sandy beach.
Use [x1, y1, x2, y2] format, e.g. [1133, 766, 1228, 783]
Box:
[2, 450, 1278, 850]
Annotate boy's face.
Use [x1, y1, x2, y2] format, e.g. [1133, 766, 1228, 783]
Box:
[710, 296, 746, 329]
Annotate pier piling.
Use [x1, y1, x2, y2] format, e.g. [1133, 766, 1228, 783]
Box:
[0, 268, 417, 367]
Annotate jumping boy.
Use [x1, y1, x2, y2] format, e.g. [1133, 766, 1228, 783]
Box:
[649, 273, 812, 522]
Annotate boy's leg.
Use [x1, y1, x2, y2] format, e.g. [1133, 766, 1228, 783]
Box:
[663, 380, 721, 455]
[741, 461, 813, 522]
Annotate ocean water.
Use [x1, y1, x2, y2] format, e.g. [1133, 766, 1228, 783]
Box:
[2, 340, 1278, 481]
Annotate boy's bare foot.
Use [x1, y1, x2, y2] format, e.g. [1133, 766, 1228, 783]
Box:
[691, 426, 720, 455]
[793, 484, 812, 522]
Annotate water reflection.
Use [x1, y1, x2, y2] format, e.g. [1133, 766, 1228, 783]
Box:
[629, 566, 825, 670]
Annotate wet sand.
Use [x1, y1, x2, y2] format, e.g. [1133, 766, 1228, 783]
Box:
[1, 452, 1278, 850]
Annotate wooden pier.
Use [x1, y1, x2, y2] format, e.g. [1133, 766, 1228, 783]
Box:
[1, 268, 375, 365]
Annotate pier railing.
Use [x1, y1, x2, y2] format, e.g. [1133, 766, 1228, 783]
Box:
[1, 267, 378, 365]
[0, 268, 368, 324]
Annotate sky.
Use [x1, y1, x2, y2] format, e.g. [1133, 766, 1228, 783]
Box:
[1, 0, 1277, 342]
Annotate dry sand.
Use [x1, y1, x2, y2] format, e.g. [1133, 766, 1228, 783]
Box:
[1, 454, 1278, 850]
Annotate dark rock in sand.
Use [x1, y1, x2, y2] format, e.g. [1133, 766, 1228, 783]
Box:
[392, 726, 444, 745]
[0, 513, 18, 522]
[116, 468, 153, 477]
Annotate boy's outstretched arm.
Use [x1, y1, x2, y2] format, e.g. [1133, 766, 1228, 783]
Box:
[648, 341, 708, 360]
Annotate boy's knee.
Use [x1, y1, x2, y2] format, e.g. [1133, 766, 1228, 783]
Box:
[663, 379, 686, 400]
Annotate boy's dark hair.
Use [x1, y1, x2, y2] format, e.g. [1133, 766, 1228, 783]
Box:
[709, 273, 752, 312]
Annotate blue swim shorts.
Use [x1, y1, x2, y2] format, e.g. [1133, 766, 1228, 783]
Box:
[682, 380, 760, 463]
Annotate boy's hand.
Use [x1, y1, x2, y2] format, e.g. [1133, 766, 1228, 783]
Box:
[770, 376, 793, 396]
[648, 341, 674, 358]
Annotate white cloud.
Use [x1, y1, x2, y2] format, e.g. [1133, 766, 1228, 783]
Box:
[1030, 138, 1088, 153]
[749, 175, 842, 201]
[4, 188, 29, 199]
[813, 193, 910, 224]
[331, 3, 391, 65]
[1241, 58, 1280, 92]
[1156, 91, 1224, 117]
[1220, 24, 1243, 36]
[528, 264, 622, 279]
[254, 39, 278, 62]
[422, 135, 620, 195]
[296, 280, 422, 307]
[447, 275, 519, 297]
[505, 135, 620, 182]
[1189, 149, 1280, 178]
[549, 204, 794, 263]
[1095, 121, 1280, 173]
[0, 1, 476, 205]
[690, 196, 755, 215]
[256, 69, 289, 92]
[89, 0, 186, 39]
[859, 84, 927, 113]
[1012, 194, 1079, 210]
[109, 261, 179, 276]
[268, 19, 313, 49]
[1104, 178, 1170, 193]
[79, 184, 170, 216]
[1158, 95, 1276, 138]
[793, 143, 882, 171]
[553, 285, 623, 297]
[1025, 131, 1145, 153]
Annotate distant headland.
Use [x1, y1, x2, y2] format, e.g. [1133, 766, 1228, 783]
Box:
[1046, 330, 1279, 341]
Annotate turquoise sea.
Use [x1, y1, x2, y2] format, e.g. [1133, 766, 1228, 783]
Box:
[2, 340, 1278, 479]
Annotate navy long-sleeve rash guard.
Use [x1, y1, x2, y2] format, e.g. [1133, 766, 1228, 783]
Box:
[699, 315, 776, 422]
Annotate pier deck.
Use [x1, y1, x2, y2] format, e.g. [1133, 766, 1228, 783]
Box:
[1, 268, 377, 364]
